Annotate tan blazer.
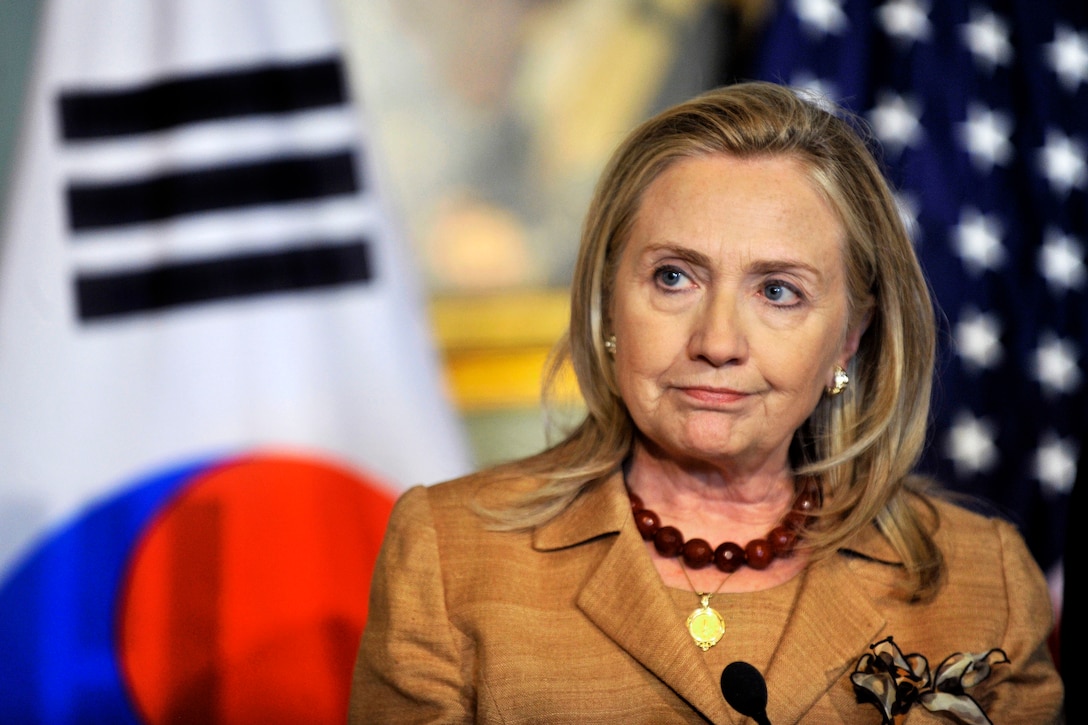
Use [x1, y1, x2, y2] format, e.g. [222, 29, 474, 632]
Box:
[350, 472, 1062, 723]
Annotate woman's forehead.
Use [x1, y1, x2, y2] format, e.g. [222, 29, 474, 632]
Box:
[624, 154, 846, 266]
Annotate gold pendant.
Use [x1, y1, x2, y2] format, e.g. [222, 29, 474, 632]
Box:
[686, 594, 725, 651]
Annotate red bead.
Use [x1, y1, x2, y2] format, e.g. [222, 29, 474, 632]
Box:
[794, 482, 820, 513]
[682, 538, 714, 569]
[653, 526, 684, 557]
[634, 509, 659, 539]
[768, 525, 797, 555]
[714, 541, 745, 573]
[628, 493, 644, 511]
[795, 495, 818, 514]
[783, 511, 808, 531]
[745, 539, 774, 570]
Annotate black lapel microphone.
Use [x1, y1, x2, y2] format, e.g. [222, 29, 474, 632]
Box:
[720, 661, 771, 725]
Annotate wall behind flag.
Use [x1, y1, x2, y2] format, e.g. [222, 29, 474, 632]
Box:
[337, 0, 739, 463]
[0, 0, 41, 215]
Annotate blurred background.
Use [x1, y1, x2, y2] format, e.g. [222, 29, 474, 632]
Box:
[0, 0, 1082, 722]
[338, 0, 748, 464]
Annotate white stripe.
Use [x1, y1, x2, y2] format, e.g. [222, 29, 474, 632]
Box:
[62, 106, 367, 182]
[51, 0, 340, 86]
[69, 194, 384, 272]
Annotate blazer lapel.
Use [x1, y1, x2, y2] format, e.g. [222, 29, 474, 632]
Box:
[531, 475, 905, 723]
[534, 473, 737, 724]
[762, 548, 889, 723]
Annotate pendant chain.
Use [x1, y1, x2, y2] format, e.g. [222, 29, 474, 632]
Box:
[678, 558, 732, 599]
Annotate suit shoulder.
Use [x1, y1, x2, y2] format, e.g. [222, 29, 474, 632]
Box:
[415, 470, 545, 514]
[391, 471, 548, 552]
[918, 494, 1044, 589]
[923, 493, 1023, 548]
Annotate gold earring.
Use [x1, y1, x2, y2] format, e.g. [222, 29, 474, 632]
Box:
[827, 365, 849, 396]
[604, 335, 617, 356]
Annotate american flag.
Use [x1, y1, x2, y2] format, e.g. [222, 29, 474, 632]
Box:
[753, 0, 1088, 571]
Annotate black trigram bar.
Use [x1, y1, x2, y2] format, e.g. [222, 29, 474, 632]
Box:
[76, 241, 372, 321]
[67, 151, 358, 231]
[59, 57, 347, 140]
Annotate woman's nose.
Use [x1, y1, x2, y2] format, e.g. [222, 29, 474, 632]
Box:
[688, 292, 748, 366]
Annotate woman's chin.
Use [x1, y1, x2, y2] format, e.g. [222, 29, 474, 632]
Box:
[645, 433, 786, 475]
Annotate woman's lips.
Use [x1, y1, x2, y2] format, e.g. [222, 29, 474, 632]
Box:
[675, 386, 751, 405]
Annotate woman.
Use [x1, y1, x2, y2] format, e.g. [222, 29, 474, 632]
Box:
[350, 83, 1062, 723]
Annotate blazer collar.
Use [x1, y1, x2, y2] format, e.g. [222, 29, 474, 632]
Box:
[839, 517, 905, 565]
[531, 471, 630, 551]
[531, 472, 897, 724]
[534, 472, 738, 723]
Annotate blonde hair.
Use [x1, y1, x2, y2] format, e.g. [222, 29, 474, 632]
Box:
[483, 82, 941, 598]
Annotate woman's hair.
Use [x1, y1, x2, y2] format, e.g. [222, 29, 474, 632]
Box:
[482, 81, 941, 598]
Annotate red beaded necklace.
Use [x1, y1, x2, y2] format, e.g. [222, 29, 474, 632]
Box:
[627, 478, 821, 573]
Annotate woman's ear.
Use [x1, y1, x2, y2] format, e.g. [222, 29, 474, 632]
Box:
[839, 308, 873, 366]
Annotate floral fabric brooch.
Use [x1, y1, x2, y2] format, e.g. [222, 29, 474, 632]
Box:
[851, 636, 1008, 725]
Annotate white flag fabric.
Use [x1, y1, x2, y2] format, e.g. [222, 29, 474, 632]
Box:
[0, 0, 470, 721]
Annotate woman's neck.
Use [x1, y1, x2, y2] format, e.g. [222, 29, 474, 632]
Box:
[624, 439, 797, 525]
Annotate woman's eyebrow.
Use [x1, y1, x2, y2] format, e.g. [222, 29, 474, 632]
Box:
[640, 243, 715, 268]
[746, 257, 825, 281]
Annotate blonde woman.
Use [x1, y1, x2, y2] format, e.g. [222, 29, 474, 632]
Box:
[351, 83, 1062, 723]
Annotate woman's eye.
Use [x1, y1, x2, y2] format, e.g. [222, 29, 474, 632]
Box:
[655, 266, 690, 288]
[764, 281, 800, 305]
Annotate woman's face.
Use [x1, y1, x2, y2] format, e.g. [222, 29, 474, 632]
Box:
[608, 153, 865, 476]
